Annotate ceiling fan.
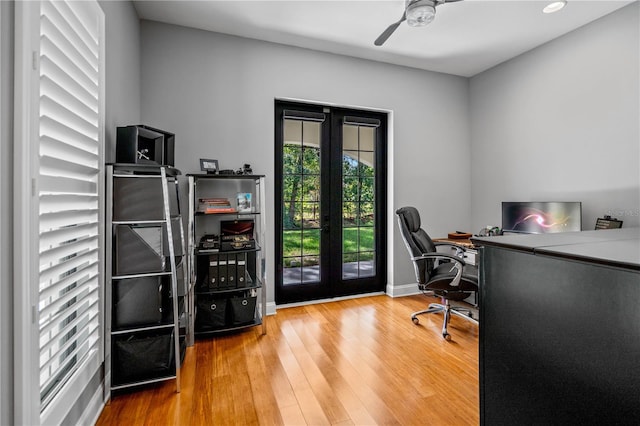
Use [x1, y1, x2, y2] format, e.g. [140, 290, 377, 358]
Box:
[374, 0, 463, 46]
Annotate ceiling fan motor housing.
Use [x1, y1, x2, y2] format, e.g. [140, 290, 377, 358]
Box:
[406, 0, 438, 27]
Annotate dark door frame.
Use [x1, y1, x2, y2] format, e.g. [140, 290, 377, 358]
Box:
[274, 100, 388, 305]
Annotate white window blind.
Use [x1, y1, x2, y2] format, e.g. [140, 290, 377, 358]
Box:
[37, 0, 103, 415]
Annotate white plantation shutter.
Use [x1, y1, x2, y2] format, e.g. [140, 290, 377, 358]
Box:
[14, 0, 104, 422]
[38, 0, 103, 413]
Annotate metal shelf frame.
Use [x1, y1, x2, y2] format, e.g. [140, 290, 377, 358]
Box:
[187, 174, 267, 339]
[105, 164, 188, 400]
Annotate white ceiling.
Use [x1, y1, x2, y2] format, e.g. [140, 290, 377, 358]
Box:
[132, 0, 635, 77]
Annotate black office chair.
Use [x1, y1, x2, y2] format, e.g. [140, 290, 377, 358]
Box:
[396, 206, 479, 339]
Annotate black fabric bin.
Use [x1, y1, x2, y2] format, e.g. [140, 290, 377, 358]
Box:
[195, 295, 228, 330]
[114, 220, 183, 276]
[229, 295, 257, 325]
[113, 276, 164, 329]
[113, 176, 178, 221]
[112, 331, 175, 385]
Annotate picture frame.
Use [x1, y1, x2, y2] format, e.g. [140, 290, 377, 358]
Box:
[236, 192, 252, 213]
[199, 158, 218, 174]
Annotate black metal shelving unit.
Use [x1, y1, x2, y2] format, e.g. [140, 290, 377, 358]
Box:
[105, 164, 188, 397]
[187, 174, 267, 337]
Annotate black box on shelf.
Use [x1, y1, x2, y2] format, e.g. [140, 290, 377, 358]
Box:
[113, 276, 164, 329]
[229, 295, 257, 325]
[113, 176, 178, 221]
[220, 219, 255, 251]
[114, 220, 183, 276]
[112, 330, 175, 385]
[195, 295, 228, 330]
[116, 125, 175, 166]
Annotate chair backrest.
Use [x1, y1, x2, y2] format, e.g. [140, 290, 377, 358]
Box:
[395, 206, 437, 284]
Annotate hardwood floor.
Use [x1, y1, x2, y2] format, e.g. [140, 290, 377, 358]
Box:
[97, 294, 479, 425]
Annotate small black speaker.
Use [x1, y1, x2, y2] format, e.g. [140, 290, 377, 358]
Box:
[116, 125, 175, 166]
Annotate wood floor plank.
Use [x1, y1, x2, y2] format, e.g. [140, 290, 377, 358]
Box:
[96, 295, 479, 426]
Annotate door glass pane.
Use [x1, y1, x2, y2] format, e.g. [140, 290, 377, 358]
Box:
[343, 125, 358, 150]
[342, 124, 376, 280]
[342, 151, 359, 176]
[283, 201, 302, 229]
[282, 118, 321, 286]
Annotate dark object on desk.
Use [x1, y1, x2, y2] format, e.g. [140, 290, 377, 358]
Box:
[396, 206, 478, 339]
[448, 231, 472, 239]
[595, 215, 623, 229]
[218, 169, 236, 175]
[116, 125, 175, 166]
[477, 226, 500, 237]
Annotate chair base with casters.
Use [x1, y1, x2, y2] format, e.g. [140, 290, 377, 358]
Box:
[411, 292, 478, 339]
[396, 206, 480, 340]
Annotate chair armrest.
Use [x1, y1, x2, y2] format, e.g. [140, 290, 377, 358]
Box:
[411, 252, 467, 266]
[433, 242, 469, 257]
[410, 253, 465, 287]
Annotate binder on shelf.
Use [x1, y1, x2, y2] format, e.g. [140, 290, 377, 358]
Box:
[208, 257, 219, 289]
[227, 254, 237, 286]
[236, 253, 246, 287]
[217, 254, 228, 288]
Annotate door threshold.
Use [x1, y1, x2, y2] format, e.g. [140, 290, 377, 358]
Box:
[276, 291, 386, 310]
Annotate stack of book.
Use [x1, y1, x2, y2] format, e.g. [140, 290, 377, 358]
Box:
[198, 198, 235, 214]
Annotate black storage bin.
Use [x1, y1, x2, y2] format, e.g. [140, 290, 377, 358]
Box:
[115, 224, 166, 275]
[112, 330, 175, 385]
[229, 295, 257, 325]
[195, 295, 228, 330]
[113, 177, 178, 221]
[114, 220, 183, 276]
[195, 254, 209, 291]
[116, 125, 175, 166]
[113, 276, 164, 329]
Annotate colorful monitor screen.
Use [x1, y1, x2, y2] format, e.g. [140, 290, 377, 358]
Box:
[502, 202, 582, 234]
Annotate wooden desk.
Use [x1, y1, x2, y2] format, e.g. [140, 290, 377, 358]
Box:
[433, 237, 475, 248]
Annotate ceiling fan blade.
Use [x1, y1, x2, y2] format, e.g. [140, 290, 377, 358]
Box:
[374, 12, 406, 46]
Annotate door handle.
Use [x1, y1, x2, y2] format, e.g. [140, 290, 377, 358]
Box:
[322, 215, 330, 233]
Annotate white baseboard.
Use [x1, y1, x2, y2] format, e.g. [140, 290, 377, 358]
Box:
[386, 282, 420, 298]
[78, 380, 105, 426]
[274, 292, 386, 311]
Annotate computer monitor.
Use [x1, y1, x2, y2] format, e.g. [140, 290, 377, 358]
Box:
[502, 201, 582, 234]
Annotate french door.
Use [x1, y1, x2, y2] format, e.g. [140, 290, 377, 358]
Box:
[275, 101, 387, 304]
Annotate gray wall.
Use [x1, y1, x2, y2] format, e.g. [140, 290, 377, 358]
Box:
[470, 3, 640, 232]
[139, 21, 472, 299]
[100, 0, 142, 161]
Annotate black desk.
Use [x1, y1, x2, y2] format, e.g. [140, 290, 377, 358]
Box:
[472, 229, 640, 425]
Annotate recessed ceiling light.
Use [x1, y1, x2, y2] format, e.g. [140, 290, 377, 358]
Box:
[543, 1, 567, 14]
